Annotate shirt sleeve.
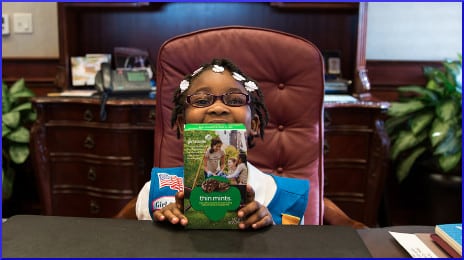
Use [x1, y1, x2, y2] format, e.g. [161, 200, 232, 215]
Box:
[266, 175, 309, 225]
[135, 181, 152, 220]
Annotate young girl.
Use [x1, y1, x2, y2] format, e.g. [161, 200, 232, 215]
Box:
[226, 152, 248, 185]
[203, 137, 226, 178]
[136, 58, 309, 228]
[226, 157, 238, 184]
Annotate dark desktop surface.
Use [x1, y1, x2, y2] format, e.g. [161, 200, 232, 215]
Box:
[2, 215, 371, 258]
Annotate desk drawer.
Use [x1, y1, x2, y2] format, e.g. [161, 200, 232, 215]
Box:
[51, 194, 133, 217]
[44, 103, 131, 123]
[324, 167, 367, 194]
[133, 106, 156, 126]
[324, 132, 370, 160]
[325, 107, 375, 127]
[47, 126, 132, 156]
[51, 161, 134, 190]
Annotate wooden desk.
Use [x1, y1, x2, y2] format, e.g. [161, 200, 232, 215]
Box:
[324, 100, 390, 226]
[30, 96, 389, 227]
[31, 97, 156, 217]
[358, 225, 435, 258]
[2, 215, 372, 258]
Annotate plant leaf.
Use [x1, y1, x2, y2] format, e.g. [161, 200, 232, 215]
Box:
[429, 118, 450, 147]
[397, 86, 438, 103]
[423, 66, 438, 79]
[2, 111, 20, 128]
[9, 143, 30, 164]
[387, 100, 426, 117]
[436, 100, 459, 121]
[390, 130, 427, 160]
[409, 111, 434, 134]
[27, 111, 37, 122]
[438, 151, 461, 173]
[10, 102, 32, 112]
[434, 129, 461, 155]
[385, 113, 410, 135]
[443, 60, 461, 91]
[2, 82, 11, 113]
[396, 146, 427, 183]
[10, 88, 35, 102]
[425, 79, 443, 95]
[2, 122, 11, 137]
[6, 127, 30, 143]
[8, 78, 26, 95]
[2, 167, 15, 200]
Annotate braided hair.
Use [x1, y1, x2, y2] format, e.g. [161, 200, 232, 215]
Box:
[171, 58, 269, 148]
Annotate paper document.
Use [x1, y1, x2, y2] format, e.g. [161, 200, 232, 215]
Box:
[324, 94, 357, 103]
[389, 231, 439, 258]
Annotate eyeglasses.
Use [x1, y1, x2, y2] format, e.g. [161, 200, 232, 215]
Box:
[185, 92, 250, 108]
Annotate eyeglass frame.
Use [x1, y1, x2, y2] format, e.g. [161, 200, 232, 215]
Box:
[185, 92, 251, 108]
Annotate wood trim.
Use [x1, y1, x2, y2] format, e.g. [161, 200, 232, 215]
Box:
[353, 2, 369, 94]
[2, 57, 61, 96]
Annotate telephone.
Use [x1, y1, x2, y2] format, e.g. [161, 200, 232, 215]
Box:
[94, 62, 153, 121]
[94, 62, 152, 95]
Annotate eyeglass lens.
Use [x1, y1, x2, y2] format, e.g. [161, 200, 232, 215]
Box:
[187, 93, 249, 107]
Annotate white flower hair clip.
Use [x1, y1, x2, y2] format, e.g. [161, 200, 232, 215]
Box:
[244, 81, 258, 92]
[212, 65, 225, 73]
[232, 72, 246, 82]
[180, 80, 190, 93]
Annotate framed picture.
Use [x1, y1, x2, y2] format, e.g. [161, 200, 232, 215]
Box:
[322, 50, 342, 78]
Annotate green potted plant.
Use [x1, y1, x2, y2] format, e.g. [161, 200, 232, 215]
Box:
[385, 55, 462, 224]
[2, 78, 36, 200]
[386, 54, 462, 182]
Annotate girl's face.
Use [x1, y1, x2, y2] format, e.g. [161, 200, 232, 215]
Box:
[213, 143, 222, 152]
[180, 69, 260, 137]
[227, 159, 235, 168]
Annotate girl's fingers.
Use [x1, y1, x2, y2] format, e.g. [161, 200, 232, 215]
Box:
[152, 203, 188, 226]
[245, 185, 255, 203]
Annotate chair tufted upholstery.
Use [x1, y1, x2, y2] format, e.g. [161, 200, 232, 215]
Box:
[154, 26, 325, 225]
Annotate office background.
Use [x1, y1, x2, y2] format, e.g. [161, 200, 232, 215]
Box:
[1, 2, 462, 227]
[2, 2, 462, 60]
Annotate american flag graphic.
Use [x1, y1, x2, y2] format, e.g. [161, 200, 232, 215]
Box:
[157, 173, 184, 191]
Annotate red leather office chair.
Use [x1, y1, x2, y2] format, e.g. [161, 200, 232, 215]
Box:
[116, 26, 366, 227]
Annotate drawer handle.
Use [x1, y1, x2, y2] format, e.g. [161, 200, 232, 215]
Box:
[83, 109, 94, 121]
[148, 109, 156, 123]
[83, 135, 95, 149]
[87, 167, 97, 181]
[90, 200, 100, 214]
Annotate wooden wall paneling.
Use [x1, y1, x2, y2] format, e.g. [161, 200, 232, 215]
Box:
[353, 2, 369, 95]
[366, 60, 442, 101]
[2, 58, 61, 97]
[57, 2, 363, 92]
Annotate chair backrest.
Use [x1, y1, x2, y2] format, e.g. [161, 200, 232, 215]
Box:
[154, 26, 325, 225]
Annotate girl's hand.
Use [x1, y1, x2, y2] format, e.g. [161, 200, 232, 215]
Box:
[152, 192, 188, 226]
[237, 185, 274, 229]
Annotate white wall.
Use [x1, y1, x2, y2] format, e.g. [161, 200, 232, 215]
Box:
[2, 2, 59, 58]
[366, 2, 462, 61]
[1, 2, 462, 61]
